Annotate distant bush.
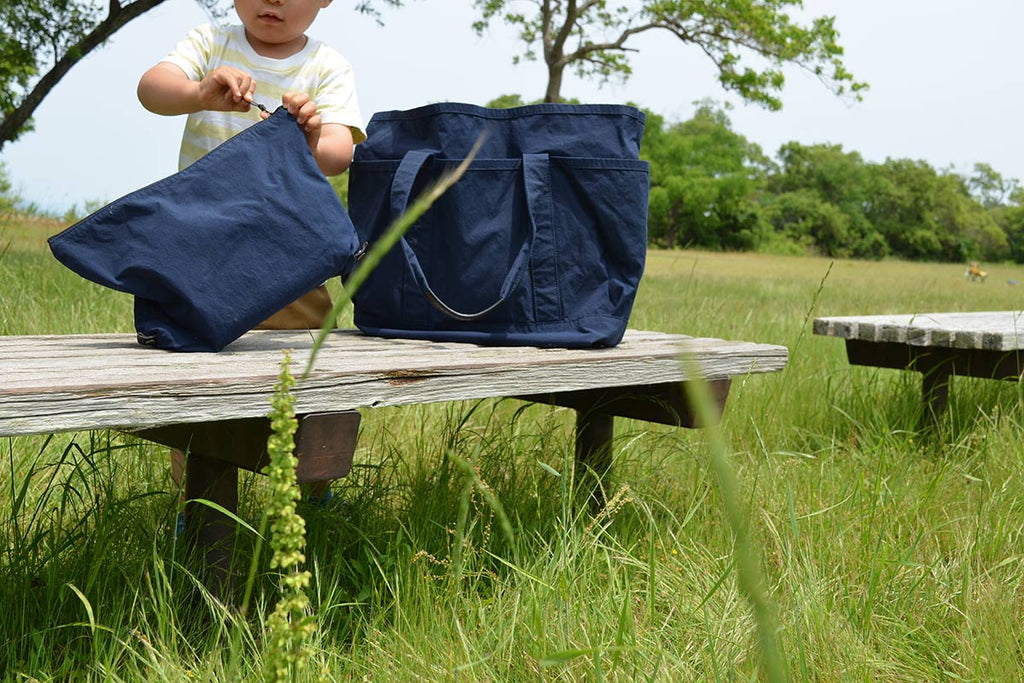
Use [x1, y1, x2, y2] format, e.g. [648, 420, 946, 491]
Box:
[0, 162, 15, 218]
[640, 104, 1021, 263]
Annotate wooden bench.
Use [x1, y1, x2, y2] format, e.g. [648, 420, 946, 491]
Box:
[814, 311, 1024, 422]
[1, 328, 788, 593]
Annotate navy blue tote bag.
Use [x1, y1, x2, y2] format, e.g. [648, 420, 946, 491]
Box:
[48, 108, 360, 352]
[348, 102, 649, 348]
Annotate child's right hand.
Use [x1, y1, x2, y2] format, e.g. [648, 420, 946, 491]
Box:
[197, 66, 257, 112]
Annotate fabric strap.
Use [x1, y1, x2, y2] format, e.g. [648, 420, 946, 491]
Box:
[388, 150, 556, 321]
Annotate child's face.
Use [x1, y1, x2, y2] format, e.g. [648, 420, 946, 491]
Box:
[235, 0, 331, 54]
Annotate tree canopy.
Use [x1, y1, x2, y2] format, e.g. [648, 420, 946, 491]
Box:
[472, 0, 867, 105]
[638, 101, 1021, 261]
[643, 101, 769, 249]
[2, 0, 186, 148]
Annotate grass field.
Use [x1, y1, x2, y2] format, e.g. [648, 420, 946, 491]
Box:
[3, 215, 1024, 680]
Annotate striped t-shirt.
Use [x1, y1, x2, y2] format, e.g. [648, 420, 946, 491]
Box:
[161, 23, 366, 172]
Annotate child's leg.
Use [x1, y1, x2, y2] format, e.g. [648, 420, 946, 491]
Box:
[308, 480, 331, 500]
[256, 284, 333, 330]
[171, 447, 186, 504]
[171, 448, 186, 534]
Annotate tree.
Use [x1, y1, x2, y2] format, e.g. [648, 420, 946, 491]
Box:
[472, 0, 867, 105]
[868, 159, 1006, 262]
[643, 101, 768, 249]
[766, 142, 883, 257]
[770, 142, 869, 205]
[486, 93, 528, 108]
[0, 162, 16, 217]
[0, 0, 401, 150]
[967, 162, 1019, 209]
[994, 203, 1024, 262]
[761, 189, 855, 257]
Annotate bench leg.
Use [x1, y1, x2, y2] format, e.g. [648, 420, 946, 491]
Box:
[575, 410, 614, 512]
[183, 453, 238, 600]
[921, 365, 952, 428]
[526, 381, 733, 513]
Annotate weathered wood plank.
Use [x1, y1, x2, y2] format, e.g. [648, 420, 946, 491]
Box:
[0, 329, 788, 437]
[813, 311, 1024, 351]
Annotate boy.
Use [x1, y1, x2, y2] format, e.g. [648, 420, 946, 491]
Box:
[138, 0, 365, 514]
[138, 0, 365, 176]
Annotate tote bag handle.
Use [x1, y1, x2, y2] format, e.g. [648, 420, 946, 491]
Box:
[390, 149, 551, 322]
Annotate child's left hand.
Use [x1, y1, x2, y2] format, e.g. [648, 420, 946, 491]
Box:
[260, 91, 323, 147]
[262, 90, 354, 177]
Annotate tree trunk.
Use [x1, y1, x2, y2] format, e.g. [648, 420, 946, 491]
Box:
[544, 62, 564, 103]
[0, 0, 169, 150]
[667, 203, 680, 249]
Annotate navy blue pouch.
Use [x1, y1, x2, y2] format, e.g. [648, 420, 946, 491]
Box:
[48, 108, 359, 351]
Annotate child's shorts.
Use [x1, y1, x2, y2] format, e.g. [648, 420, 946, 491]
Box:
[256, 284, 333, 330]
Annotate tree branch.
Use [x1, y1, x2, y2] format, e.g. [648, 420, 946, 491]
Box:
[549, 0, 578, 68]
[0, 0, 167, 149]
[564, 21, 658, 63]
[541, 0, 553, 62]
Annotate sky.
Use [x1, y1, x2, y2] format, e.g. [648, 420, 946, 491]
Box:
[3, 0, 1024, 213]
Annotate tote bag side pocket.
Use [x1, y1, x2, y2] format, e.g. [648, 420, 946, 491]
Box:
[548, 157, 650, 326]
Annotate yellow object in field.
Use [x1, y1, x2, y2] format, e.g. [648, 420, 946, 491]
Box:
[965, 261, 988, 282]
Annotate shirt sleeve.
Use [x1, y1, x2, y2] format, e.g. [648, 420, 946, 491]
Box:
[312, 48, 367, 144]
[161, 23, 215, 82]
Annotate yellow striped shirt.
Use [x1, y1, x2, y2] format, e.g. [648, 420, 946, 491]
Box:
[161, 23, 366, 172]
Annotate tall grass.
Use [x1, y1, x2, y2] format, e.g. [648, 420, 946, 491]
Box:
[4, 216, 1024, 680]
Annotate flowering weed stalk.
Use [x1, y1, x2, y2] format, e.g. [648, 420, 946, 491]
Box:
[260, 350, 316, 682]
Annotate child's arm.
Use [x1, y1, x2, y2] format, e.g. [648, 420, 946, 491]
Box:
[266, 91, 354, 177]
[138, 63, 256, 115]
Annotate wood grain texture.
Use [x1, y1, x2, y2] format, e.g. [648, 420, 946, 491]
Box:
[813, 311, 1024, 351]
[0, 329, 788, 437]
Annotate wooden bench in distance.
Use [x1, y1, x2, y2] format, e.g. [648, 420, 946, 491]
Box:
[1, 329, 788, 592]
[814, 311, 1024, 423]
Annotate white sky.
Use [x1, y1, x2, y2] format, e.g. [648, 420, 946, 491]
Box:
[3, 0, 1024, 212]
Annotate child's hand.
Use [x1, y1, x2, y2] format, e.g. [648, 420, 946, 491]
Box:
[280, 91, 323, 148]
[198, 66, 256, 112]
[277, 90, 354, 177]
